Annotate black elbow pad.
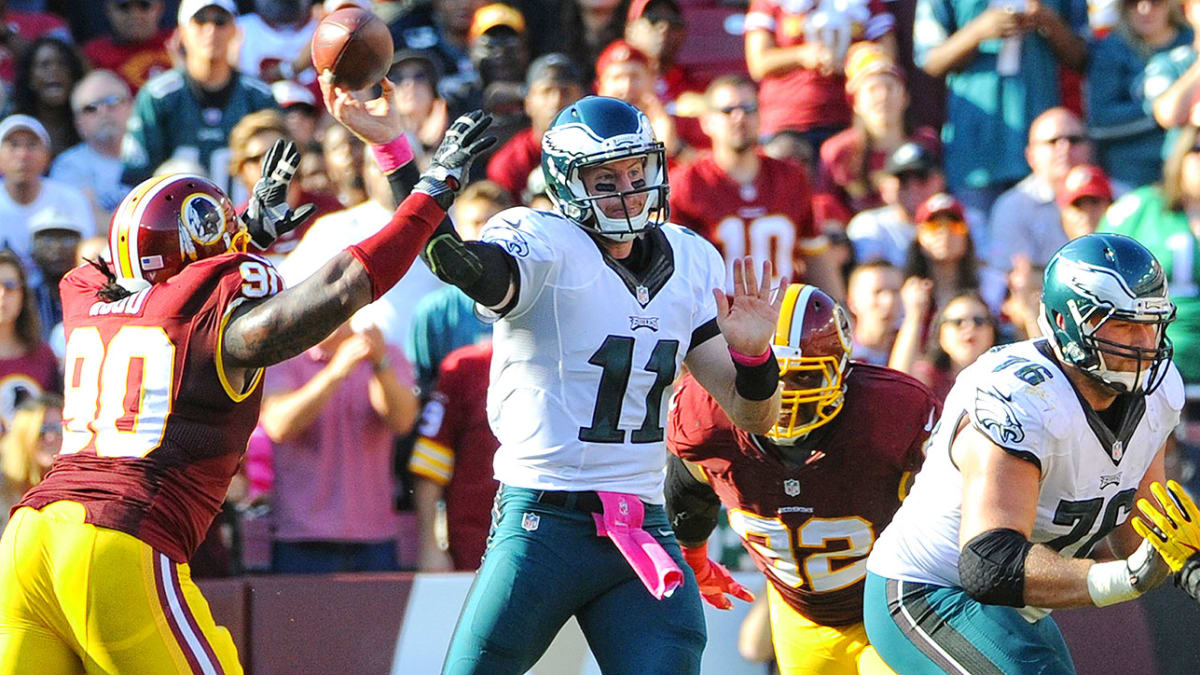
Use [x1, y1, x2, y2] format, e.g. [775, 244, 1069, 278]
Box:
[958, 528, 1033, 607]
[664, 454, 721, 543]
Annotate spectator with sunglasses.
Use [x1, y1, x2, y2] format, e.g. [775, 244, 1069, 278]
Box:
[900, 192, 982, 313]
[50, 71, 133, 223]
[847, 141, 946, 268]
[82, 0, 173, 94]
[120, 0, 277, 197]
[893, 291, 997, 401]
[0, 393, 63, 529]
[987, 107, 1099, 275]
[1097, 101, 1200, 384]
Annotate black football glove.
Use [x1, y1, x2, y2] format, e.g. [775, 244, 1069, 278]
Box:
[242, 139, 316, 251]
[415, 110, 497, 209]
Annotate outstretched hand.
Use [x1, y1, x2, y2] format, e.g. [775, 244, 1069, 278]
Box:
[714, 258, 786, 357]
[320, 75, 403, 145]
[243, 139, 315, 251]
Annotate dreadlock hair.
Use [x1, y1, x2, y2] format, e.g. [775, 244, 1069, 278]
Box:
[87, 257, 132, 303]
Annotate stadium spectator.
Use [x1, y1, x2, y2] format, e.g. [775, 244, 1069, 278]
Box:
[228, 109, 341, 262]
[82, 0, 173, 93]
[120, 0, 277, 195]
[903, 192, 981, 310]
[623, 0, 706, 150]
[50, 70, 133, 223]
[320, 121, 367, 207]
[670, 75, 843, 299]
[468, 3, 529, 88]
[0, 115, 94, 264]
[1088, 0, 1190, 187]
[743, 0, 897, 165]
[389, 49, 449, 165]
[557, 0, 628, 85]
[914, 0, 1088, 243]
[0, 1, 71, 89]
[1057, 163, 1115, 240]
[845, 260, 903, 364]
[892, 291, 997, 401]
[988, 107, 1093, 272]
[260, 318, 419, 573]
[0, 393, 62, 527]
[406, 180, 507, 392]
[271, 79, 321, 147]
[26, 208, 85, 342]
[596, 40, 686, 163]
[486, 53, 583, 203]
[815, 43, 939, 229]
[846, 141, 946, 268]
[410, 340, 499, 571]
[0, 250, 59, 430]
[1001, 254, 1044, 341]
[1097, 106, 1200, 384]
[234, 0, 318, 84]
[6, 36, 85, 158]
[1145, 0, 1200, 152]
[382, 0, 484, 117]
[297, 138, 333, 197]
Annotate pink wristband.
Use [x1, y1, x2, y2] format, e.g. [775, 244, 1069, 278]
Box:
[370, 135, 415, 174]
[728, 345, 771, 366]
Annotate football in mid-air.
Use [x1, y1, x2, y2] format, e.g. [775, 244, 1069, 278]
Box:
[311, 7, 393, 91]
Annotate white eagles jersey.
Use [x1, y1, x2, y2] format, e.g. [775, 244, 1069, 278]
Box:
[478, 207, 726, 503]
[868, 339, 1183, 592]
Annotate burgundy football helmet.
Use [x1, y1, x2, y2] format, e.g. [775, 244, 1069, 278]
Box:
[768, 284, 853, 443]
[108, 174, 242, 290]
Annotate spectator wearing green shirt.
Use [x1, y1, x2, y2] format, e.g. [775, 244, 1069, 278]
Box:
[1145, 0, 1200, 156]
[1098, 113, 1200, 383]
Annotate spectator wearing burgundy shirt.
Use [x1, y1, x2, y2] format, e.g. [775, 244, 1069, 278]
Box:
[486, 53, 583, 203]
[82, 0, 172, 94]
[624, 0, 707, 150]
[744, 0, 897, 166]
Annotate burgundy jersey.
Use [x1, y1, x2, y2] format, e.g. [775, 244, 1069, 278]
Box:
[19, 252, 281, 562]
[668, 363, 940, 626]
[669, 153, 824, 287]
[410, 341, 500, 570]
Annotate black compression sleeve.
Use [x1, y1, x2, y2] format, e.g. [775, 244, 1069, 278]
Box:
[958, 528, 1033, 607]
[664, 454, 721, 544]
[385, 162, 421, 205]
[734, 349, 780, 401]
[460, 241, 518, 310]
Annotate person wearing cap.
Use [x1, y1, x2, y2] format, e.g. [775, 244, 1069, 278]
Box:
[913, 0, 1087, 233]
[815, 43, 940, 230]
[235, 0, 318, 84]
[486, 53, 584, 203]
[900, 192, 983, 314]
[1087, 0, 1189, 187]
[1098, 107, 1200, 384]
[83, 0, 173, 94]
[467, 2, 529, 87]
[670, 75, 844, 301]
[595, 39, 686, 161]
[50, 70, 133, 223]
[386, 49, 450, 160]
[846, 140, 947, 268]
[1057, 164, 1114, 240]
[988, 108, 1109, 274]
[272, 79, 320, 147]
[0, 115, 94, 268]
[744, 0, 898, 167]
[26, 208, 87, 342]
[119, 0, 277, 195]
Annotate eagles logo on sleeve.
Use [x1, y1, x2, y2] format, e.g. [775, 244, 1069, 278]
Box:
[975, 387, 1026, 446]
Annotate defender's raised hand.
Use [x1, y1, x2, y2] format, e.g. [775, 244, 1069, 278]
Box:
[714, 258, 786, 358]
[243, 139, 315, 251]
[414, 110, 497, 209]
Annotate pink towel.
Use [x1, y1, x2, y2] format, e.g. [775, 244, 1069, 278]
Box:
[592, 491, 684, 600]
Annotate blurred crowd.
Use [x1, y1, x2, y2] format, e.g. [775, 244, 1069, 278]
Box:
[0, 0, 1198, 587]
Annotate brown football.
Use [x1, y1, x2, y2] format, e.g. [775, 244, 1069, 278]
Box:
[311, 7, 393, 91]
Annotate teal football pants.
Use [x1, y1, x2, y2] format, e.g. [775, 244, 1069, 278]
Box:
[442, 485, 706, 674]
[862, 572, 1076, 674]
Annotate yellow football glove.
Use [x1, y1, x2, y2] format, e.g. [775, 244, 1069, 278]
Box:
[1132, 480, 1200, 572]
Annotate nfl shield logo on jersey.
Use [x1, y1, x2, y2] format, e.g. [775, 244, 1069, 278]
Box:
[783, 479, 801, 497]
[522, 512, 540, 532]
[1112, 441, 1123, 461]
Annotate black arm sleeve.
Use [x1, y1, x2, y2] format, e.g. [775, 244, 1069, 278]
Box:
[665, 454, 721, 545]
[422, 217, 519, 311]
[385, 162, 421, 206]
